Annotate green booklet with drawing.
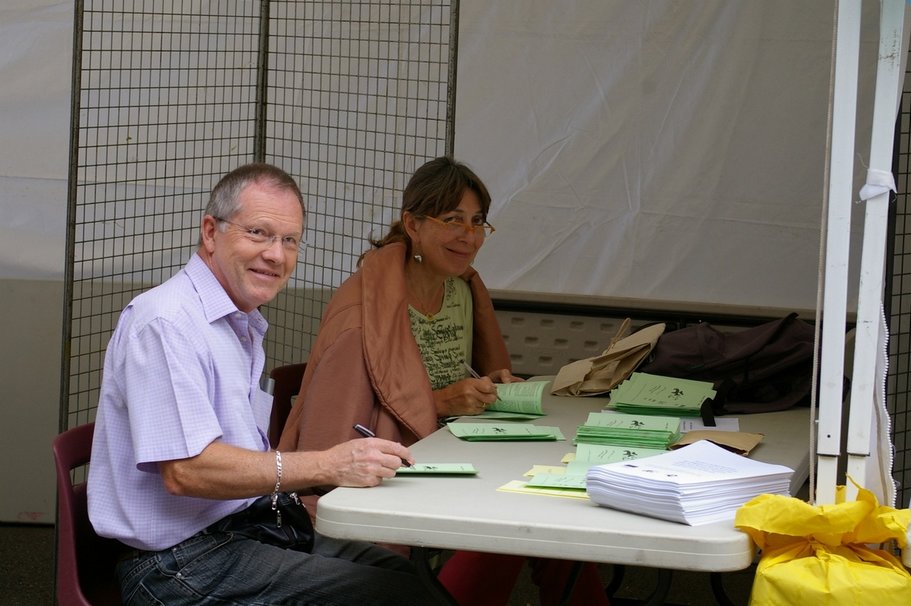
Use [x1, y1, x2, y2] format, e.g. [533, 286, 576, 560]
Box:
[448, 422, 565, 441]
[609, 372, 715, 416]
[525, 472, 587, 490]
[574, 442, 669, 464]
[395, 463, 478, 475]
[477, 380, 548, 419]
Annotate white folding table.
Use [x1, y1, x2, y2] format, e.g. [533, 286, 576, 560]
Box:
[316, 382, 811, 573]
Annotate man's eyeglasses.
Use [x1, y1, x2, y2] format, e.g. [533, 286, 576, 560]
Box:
[215, 217, 306, 253]
[422, 215, 496, 237]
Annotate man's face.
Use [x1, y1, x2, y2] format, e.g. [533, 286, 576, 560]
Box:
[200, 181, 304, 312]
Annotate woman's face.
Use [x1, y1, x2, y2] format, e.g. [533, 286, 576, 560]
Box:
[408, 189, 487, 278]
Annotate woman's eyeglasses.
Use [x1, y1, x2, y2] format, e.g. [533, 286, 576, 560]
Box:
[422, 215, 495, 237]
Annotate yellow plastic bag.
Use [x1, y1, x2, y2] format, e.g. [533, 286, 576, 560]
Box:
[734, 483, 911, 605]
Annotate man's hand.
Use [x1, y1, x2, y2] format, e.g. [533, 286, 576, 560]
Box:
[322, 438, 413, 487]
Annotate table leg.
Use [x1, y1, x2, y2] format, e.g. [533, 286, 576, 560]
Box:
[411, 546, 459, 605]
[558, 561, 584, 606]
[604, 563, 626, 597]
[641, 569, 672, 606]
[709, 572, 737, 606]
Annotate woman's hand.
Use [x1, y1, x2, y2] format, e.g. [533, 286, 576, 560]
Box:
[487, 368, 523, 384]
[433, 377, 499, 417]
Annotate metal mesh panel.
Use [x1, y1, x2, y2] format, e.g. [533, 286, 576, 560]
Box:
[262, 0, 455, 369]
[63, 0, 456, 429]
[889, 51, 911, 509]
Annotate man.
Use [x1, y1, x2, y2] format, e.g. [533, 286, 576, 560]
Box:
[87, 163, 443, 605]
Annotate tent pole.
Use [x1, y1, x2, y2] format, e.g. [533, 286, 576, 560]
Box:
[844, 0, 906, 505]
[816, 0, 863, 506]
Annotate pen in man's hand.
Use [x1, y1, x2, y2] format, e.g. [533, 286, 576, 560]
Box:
[352, 424, 412, 468]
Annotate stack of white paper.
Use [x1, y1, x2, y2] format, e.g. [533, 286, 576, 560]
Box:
[586, 440, 793, 526]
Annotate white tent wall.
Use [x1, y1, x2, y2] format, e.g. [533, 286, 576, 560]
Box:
[0, 0, 71, 280]
[0, 0, 73, 523]
[457, 0, 880, 310]
[1, 0, 908, 522]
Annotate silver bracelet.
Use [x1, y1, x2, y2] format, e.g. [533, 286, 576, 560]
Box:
[271, 450, 283, 527]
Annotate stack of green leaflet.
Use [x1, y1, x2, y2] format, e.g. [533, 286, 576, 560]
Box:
[448, 422, 565, 441]
[574, 411, 681, 449]
[574, 443, 668, 464]
[609, 372, 715, 417]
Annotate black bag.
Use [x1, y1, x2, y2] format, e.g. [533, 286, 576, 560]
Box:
[639, 313, 816, 415]
[213, 492, 315, 552]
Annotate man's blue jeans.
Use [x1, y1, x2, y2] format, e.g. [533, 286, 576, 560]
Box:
[117, 528, 444, 605]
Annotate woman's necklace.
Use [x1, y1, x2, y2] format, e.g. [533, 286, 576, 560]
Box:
[408, 281, 445, 320]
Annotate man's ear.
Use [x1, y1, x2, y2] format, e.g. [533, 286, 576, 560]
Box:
[200, 215, 219, 253]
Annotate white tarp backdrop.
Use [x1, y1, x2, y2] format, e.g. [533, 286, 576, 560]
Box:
[0, 0, 887, 309]
[0, 0, 72, 280]
[0, 0, 907, 528]
[456, 0, 883, 309]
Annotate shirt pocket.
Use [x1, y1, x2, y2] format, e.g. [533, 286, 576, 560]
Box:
[252, 388, 274, 443]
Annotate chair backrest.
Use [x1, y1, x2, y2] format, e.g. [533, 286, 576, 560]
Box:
[53, 422, 125, 606]
[268, 363, 307, 448]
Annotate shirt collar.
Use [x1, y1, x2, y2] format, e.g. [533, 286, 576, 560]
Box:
[184, 253, 268, 332]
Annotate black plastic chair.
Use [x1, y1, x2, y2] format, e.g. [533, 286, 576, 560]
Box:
[268, 363, 307, 448]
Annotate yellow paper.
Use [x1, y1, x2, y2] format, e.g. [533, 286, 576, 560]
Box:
[523, 465, 567, 478]
[735, 483, 911, 605]
[496, 479, 590, 500]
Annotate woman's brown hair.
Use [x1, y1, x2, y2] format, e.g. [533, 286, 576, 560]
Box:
[364, 156, 492, 262]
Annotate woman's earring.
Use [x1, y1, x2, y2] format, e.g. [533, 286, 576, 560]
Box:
[413, 254, 423, 263]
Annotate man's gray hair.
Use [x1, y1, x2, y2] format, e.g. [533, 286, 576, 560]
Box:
[205, 163, 304, 221]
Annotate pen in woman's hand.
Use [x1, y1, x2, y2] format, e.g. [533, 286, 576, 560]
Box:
[461, 361, 482, 379]
[462, 361, 501, 402]
[352, 424, 412, 468]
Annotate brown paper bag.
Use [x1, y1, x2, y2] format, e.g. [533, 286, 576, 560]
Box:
[671, 430, 765, 455]
[551, 320, 665, 396]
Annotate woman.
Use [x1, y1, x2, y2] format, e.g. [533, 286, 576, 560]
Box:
[279, 157, 609, 606]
